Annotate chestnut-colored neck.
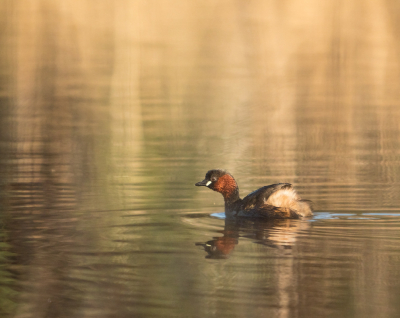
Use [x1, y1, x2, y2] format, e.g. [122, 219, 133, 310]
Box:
[213, 174, 241, 211]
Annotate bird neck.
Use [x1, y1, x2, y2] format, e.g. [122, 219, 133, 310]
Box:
[212, 174, 241, 213]
[224, 191, 242, 214]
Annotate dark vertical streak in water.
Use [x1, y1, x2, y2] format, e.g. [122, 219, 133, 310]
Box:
[0, 2, 18, 317]
[0, 2, 118, 317]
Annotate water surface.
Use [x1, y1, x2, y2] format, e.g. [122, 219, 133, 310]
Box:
[1, 1, 400, 318]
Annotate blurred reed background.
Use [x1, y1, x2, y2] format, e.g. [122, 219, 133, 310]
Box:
[1, 1, 400, 317]
[1, 1, 399, 208]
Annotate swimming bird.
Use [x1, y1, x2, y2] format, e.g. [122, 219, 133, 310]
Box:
[195, 169, 313, 219]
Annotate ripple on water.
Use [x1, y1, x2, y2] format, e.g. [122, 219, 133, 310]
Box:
[181, 210, 400, 255]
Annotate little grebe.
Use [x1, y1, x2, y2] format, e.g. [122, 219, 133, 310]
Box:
[195, 169, 313, 219]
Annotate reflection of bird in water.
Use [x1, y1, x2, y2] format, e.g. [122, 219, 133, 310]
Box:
[195, 169, 313, 219]
[196, 218, 311, 259]
[196, 236, 238, 259]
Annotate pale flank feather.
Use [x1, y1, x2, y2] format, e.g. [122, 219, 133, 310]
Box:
[266, 187, 313, 217]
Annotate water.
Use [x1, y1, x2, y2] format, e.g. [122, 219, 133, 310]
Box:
[1, 1, 400, 317]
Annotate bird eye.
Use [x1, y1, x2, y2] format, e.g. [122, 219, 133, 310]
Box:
[211, 177, 217, 182]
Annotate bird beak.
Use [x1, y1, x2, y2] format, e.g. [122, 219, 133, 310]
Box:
[195, 179, 212, 187]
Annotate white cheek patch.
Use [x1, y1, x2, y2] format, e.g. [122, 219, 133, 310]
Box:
[206, 181, 212, 186]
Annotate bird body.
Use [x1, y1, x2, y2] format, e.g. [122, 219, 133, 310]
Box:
[195, 169, 313, 219]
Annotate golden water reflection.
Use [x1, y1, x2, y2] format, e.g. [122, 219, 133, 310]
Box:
[1, 1, 400, 318]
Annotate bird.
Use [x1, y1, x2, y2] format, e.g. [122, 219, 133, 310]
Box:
[195, 169, 313, 219]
